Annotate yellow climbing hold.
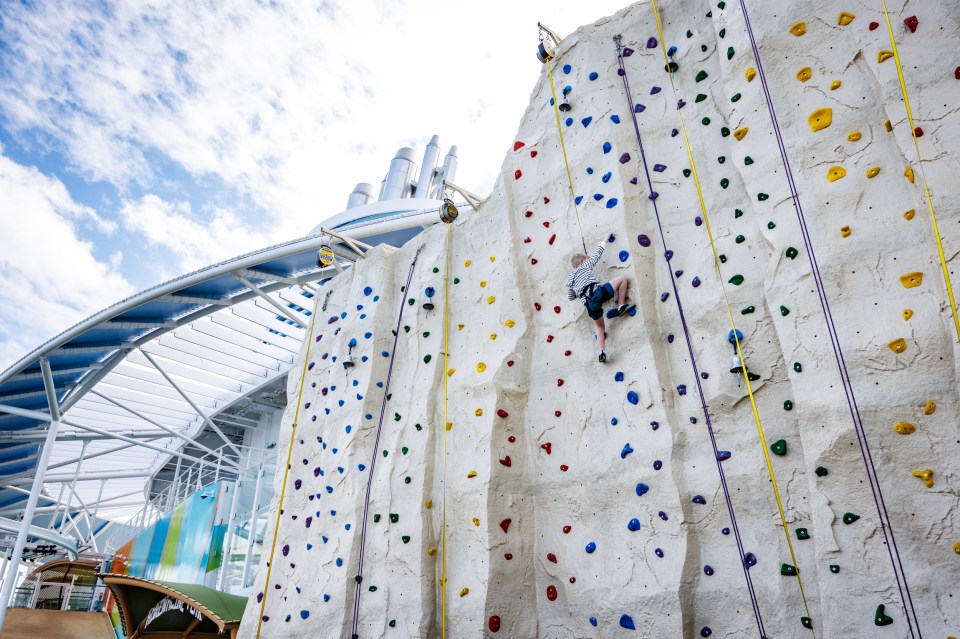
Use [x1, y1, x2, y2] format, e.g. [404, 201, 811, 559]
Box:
[866, 167, 881, 178]
[904, 166, 915, 183]
[894, 421, 915, 434]
[924, 400, 936, 415]
[790, 22, 807, 36]
[445, 422, 453, 430]
[467, 470, 478, 478]
[884, 119, 893, 132]
[911, 468, 934, 488]
[426, 499, 433, 508]
[888, 338, 907, 353]
[733, 127, 749, 141]
[464, 259, 472, 267]
[746, 67, 756, 82]
[827, 166, 847, 182]
[848, 131, 862, 141]
[475, 408, 483, 416]
[490, 333, 497, 340]
[808, 108, 832, 132]
[476, 362, 487, 373]
[838, 11, 855, 25]
[459, 588, 469, 598]
[830, 79, 841, 90]
[797, 67, 812, 82]
[457, 324, 464, 330]
[505, 319, 515, 328]
[904, 209, 916, 220]
[954, 542, 960, 555]
[489, 256, 495, 262]
[480, 280, 487, 287]
[840, 225, 852, 238]
[487, 296, 496, 304]
[902, 309, 913, 321]
[878, 50, 894, 63]
[428, 547, 437, 556]
[900, 272, 923, 288]
[447, 368, 456, 376]
[472, 517, 480, 526]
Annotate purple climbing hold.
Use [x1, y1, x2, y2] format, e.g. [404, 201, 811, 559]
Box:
[677, 99, 686, 109]
[623, 47, 634, 57]
[651, 86, 662, 94]
[674, 269, 683, 277]
[701, 628, 713, 637]
[655, 547, 664, 557]
[627, 390, 639, 405]
[328, 316, 338, 324]
[664, 249, 673, 260]
[692, 276, 701, 287]
[646, 37, 658, 48]
[695, 216, 703, 226]
[700, 371, 709, 379]
[744, 552, 757, 568]
[619, 152, 632, 164]
[294, 479, 302, 490]
[617, 68, 626, 76]
[704, 565, 714, 575]
[671, 128, 679, 137]
[638, 234, 651, 247]
[667, 334, 675, 344]
[636, 482, 650, 496]
[629, 176, 638, 185]
[649, 191, 659, 200]
[634, 103, 646, 113]
[653, 460, 663, 470]
[659, 511, 668, 520]
[721, 527, 730, 535]
[282, 544, 290, 557]
[620, 614, 636, 630]
[653, 163, 666, 172]
[621, 443, 634, 459]
[677, 384, 687, 395]
[692, 495, 706, 504]
[717, 450, 732, 461]
[619, 250, 629, 262]
[650, 420, 659, 431]
[660, 292, 670, 302]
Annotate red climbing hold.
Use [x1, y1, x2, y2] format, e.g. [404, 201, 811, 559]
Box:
[556, 378, 564, 386]
[554, 306, 561, 313]
[560, 464, 569, 471]
[554, 410, 561, 417]
[543, 221, 550, 227]
[914, 127, 923, 137]
[546, 585, 558, 601]
[534, 302, 542, 311]
[531, 258, 538, 265]
[564, 350, 572, 356]
[514, 169, 522, 180]
[524, 237, 531, 243]
[489, 615, 501, 632]
[504, 553, 513, 560]
[541, 442, 552, 454]
[547, 553, 558, 563]
[547, 335, 554, 343]
[530, 150, 538, 158]
[904, 15, 918, 32]
[543, 196, 550, 204]
[525, 210, 533, 217]
[955, 66, 960, 79]
[562, 525, 572, 534]
[508, 435, 516, 443]
[507, 360, 515, 367]
[548, 233, 556, 245]
[500, 518, 512, 533]
[499, 456, 512, 467]
[869, 21, 879, 30]
[497, 409, 509, 418]
[514, 140, 525, 151]
[569, 577, 576, 584]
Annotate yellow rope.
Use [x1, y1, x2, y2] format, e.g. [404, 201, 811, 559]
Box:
[546, 57, 587, 253]
[255, 289, 323, 638]
[880, 0, 960, 343]
[440, 223, 451, 637]
[648, 0, 815, 629]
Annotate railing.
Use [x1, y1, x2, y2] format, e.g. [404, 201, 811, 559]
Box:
[11, 580, 109, 612]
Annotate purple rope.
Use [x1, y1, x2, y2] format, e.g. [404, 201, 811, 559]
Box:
[350, 248, 422, 638]
[616, 44, 766, 638]
[737, 2, 920, 636]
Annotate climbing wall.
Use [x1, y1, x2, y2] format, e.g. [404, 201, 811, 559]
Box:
[238, 1, 960, 637]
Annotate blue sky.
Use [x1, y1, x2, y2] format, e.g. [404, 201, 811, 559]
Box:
[0, 0, 627, 372]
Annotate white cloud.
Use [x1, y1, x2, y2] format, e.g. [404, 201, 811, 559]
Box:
[0, 149, 136, 372]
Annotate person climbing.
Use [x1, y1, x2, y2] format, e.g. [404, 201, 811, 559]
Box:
[566, 235, 635, 362]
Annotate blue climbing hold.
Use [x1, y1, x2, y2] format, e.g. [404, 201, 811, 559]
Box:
[586, 167, 594, 174]
[717, 450, 732, 461]
[611, 114, 621, 124]
[677, 384, 687, 395]
[655, 548, 664, 557]
[689, 416, 697, 424]
[727, 329, 744, 344]
[336, 558, 343, 567]
[581, 116, 592, 127]
[619, 152, 631, 164]
[660, 292, 670, 302]
[721, 527, 729, 535]
[692, 276, 701, 287]
[602, 141, 612, 153]
[615, 371, 624, 381]
[323, 594, 330, 602]
[611, 417, 618, 425]
[565, 117, 573, 126]
[602, 171, 612, 183]
[563, 85, 571, 95]
[744, 552, 757, 568]
[300, 610, 310, 619]
[589, 71, 598, 80]
[575, 195, 583, 205]
[667, 45, 677, 57]
[620, 614, 636, 630]
[593, 193, 604, 201]
[606, 198, 618, 208]
[648, 191, 659, 200]
[700, 371, 708, 379]
[348, 338, 357, 348]
[621, 443, 634, 459]
[636, 483, 650, 496]
[635, 103, 646, 113]
[590, 617, 598, 627]
[618, 250, 629, 262]
[585, 541, 597, 553]
[692, 495, 706, 504]
[425, 286, 435, 298]
[627, 390, 639, 405]
[363, 286, 372, 296]
[563, 64, 571, 74]
[653, 163, 666, 172]
[627, 518, 641, 531]
[704, 565, 714, 576]
[701, 628, 712, 637]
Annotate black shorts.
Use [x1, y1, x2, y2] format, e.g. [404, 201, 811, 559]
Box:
[585, 283, 615, 320]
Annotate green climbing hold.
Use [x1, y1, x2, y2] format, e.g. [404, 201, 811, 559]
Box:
[407, 298, 415, 305]
[453, 277, 460, 284]
[734, 208, 743, 218]
[728, 274, 744, 286]
[771, 439, 787, 455]
[842, 512, 860, 525]
[796, 527, 810, 540]
[389, 619, 397, 627]
[720, 177, 729, 188]
[815, 466, 828, 476]
[402, 446, 409, 454]
[404, 476, 411, 484]
[373, 513, 381, 522]
[394, 413, 401, 421]
[735, 234, 745, 244]
[369, 585, 377, 592]
[702, 117, 711, 125]
[767, 221, 776, 229]
[829, 564, 840, 574]
[793, 362, 802, 372]
[744, 156, 754, 165]
[383, 449, 389, 457]
[683, 169, 692, 177]
[801, 617, 813, 630]
[783, 400, 793, 410]
[401, 536, 410, 544]
[718, 1, 726, 8]
[400, 285, 405, 292]
[780, 305, 790, 316]
[422, 331, 430, 337]
[700, 44, 708, 52]
[731, 92, 741, 102]
[415, 423, 423, 431]
[741, 306, 755, 314]
[433, 267, 439, 273]
[403, 325, 410, 333]
[686, 29, 693, 38]
[390, 513, 399, 523]
[718, 27, 726, 38]
[727, 46, 735, 60]
[721, 127, 730, 137]
[705, 11, 712, 17]
[696, 70, 709, 82]
[757, 193, 769, 201]
[786, 247, 798, 259]
[695, 93, 708, 103]
[747, 372, 760, 381]
[780, 563, 798, 576]
[718, 156, 726, 164]
[875, 604, 893, 626]
[719, 254, 727, 263]
[424, 354, 432, 363]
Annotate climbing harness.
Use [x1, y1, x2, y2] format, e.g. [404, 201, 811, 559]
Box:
[439, 224, 452, 637]
[542, 26, 587, 254]
[737, 1, 919, 634]
[254, 287, 324, 639]
[614, 33, 767, 638]
[880, 0, 960, 343]
[646, 3, 820, 632]
[349, 245, 424, 638]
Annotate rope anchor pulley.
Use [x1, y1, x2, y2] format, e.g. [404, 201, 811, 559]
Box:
[536, 22, 563, 64]
[440, 198, 459, 224]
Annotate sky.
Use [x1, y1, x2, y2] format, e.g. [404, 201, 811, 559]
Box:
[0, 0, 631, 373]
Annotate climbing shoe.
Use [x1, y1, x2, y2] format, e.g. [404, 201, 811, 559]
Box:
[618, 303, 636, 316]
[598, 351, 607, 363]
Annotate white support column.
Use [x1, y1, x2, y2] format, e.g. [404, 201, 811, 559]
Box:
[217, 479, 242, 591]
[0, 357, 62, 631]
[240, 465, 264, 588]
[233, 274, 306, 327]
[88, 480, 105, 553]
[57, 440, 88, 533]
[47, 483, 67, 539]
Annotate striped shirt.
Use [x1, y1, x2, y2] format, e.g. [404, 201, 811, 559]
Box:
[566, 242, 605, 305]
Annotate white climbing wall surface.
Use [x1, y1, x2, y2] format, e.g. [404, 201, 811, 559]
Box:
[238, 1, 960, 637]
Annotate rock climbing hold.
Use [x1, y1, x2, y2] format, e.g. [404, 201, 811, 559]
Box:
[796, 527, 810, 540]
[912, 468, 934, 488]
[746, 67, 756, 81]
[581, 116, 592, 127]
[627, 518, 641, 531]
[692, 495, 706, 505]
[742, 306, 755, 314]
[781, 563, 798, 576]
[717, 451, 731, 461]
[830, 564, 840, 573]
[703, 565, 714, 576]
[894, 421, 915, 434]
[838, 12, 855, 25]
[499, 456, 512, 467]
[842, 512, 860, 525]
[696, 70, 708, 82]
[888, 338, 907, 353]
[793, 362, 802, 372]
[884, 119, 893, 132]
[878, 50, 893, 63]
[744, 552, 756, 568]
[815, 466, 828, 477]
[790, 22, 807, 36]
[866, 167, 881, 178]
[900, 272, 923, 288]
[808, 108, 832, 132]
[655, 548, 664, 557]
[784, 400, 793, 411]
[620, 614, 636, 630]
[636, 483, 650, 496]
[801, 617, 812, 629]
[840, 225, 851, 238]
[830, 79, 841, 90]
[728, 274, 744, 286]
[875, 604, 893, 626]
[827, 166, 847, 182]
[489, 615, 501, 632]
[621, 443, 634, 459]
[757, 192, 769, 201]
[701, 628, 712, 637]
[848, 131, 862, 141]
[727, 46, 734, 59]
[771, 439, 787, 455]
[869, 21, 879, 30]
[733, 127, 748, 141]
[731, 92, 741, 102]
[627, 390, 639, 405]
[720, 178, 729, 188]
[619, 152, 632, 164]
[585, 541, 597, 554]
[780, 305, 790, 316]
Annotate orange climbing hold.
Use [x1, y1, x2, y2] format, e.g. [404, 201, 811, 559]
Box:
[866, 167, 881, 178]
[900, 272, 923, 288]
[888, 338, 906, 353]
[893, 422, 915, 434]
[904, 209, 916, 221]
[733, 127, 749, 141]
[827, 166, 847, 182]
[878, 50, 894, 63]
[911, 468, 934, 488]
[838, 12, 855, 25]
[797, 67, 812, 82]
[790, 22, 807, 36]
[808, 108, 832, 132]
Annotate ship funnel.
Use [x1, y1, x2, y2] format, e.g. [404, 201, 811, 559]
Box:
[379, 147, 419, 201]
[415, 135, 441, 199]
[346, 183, 376, 209]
